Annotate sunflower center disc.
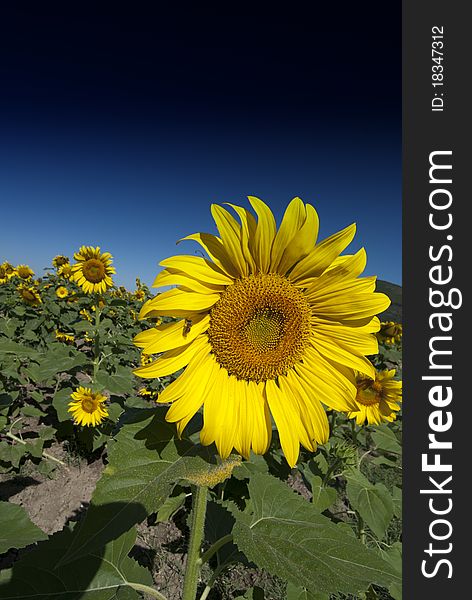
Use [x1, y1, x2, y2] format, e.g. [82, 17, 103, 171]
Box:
[83, 259, 106, 283]
[356, 379, 382, 406]
[81, 398, 97, 413]
[208, 273, 311, 382]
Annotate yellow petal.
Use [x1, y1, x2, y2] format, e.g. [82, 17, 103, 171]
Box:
[248, 196, 277, 273]
[282, 371, 329, 445]
[152, 269, 225, 294]
[265, 379, 302, 467]
[165, 350, 216, 422]
[211, 204, 248, 276]
[225, 203, 258, 273]
[309, 335, 375, 379]
[289, 223, 356, 284]
[247, 381, 272, 455]
[270, 197, 306, 271]
[178, 232, 239, 278]
[159, 255, 233, 285]
[139, 288, 219, 318]
[133, 335, 208, 378]
[277, 202, 320, 275]
[137, 314, 210, 355]
[200, 368, 238, 459]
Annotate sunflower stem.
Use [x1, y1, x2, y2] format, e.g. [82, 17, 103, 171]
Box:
[93, 297, 101, 382]
[126, 582, 168, 599]
[198, 533, 233, 566]
[356, 511, 366, 544]
[5, 431, 67, 467]
[182, 485, 208, 600]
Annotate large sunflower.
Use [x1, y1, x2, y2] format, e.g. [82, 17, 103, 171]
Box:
[348, 368, 402, 425]
[71, 246, 115, 294]
[134, 197, 390, 466]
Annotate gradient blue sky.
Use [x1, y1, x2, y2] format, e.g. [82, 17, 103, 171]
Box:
[0, 8, 401, 289]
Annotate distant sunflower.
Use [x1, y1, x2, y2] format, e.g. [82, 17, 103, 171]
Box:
[0, 262, 16, 284]
[348, 369, 402, 426]
[134, 289, 146, 301]
[17, 283, 42, 306]
[58, 264, 73, 279]
[16, 265, 34, 280]
[134, 197, 390, 467]
[56, 286, 69, 299]
[68, 387, 108, 427]
[53, 255, 69, 269]
[71, 246, 115, 294]
[377, 321, 402, 345]
[55, 330, 75, 344]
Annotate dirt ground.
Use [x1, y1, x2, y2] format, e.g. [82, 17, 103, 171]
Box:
[0, 444, 287, 599]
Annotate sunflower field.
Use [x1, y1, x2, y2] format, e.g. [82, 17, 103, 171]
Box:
[0, 198, 403, 600]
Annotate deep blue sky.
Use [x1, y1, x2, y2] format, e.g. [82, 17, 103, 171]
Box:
[0, 8, 401, 289]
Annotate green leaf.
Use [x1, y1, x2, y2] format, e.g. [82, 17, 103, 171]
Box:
[0, 441, 28, 468]
[52, 387, 74, 422]
[0, 501, 47, 553]
[230, 472, 400, 596]
[24, 346, 87, 382]
[345, 470, 394, 540]
[95, 367, 133, 395]
[155, 492, 187, 523]
[57, 408, 208, 565]
[371, 425, 402, 455]
[392, 486, 402, 519]
[235, 587, 265, 600]
[0, 339, 39, 358]
[304, 474, 336, 512]
[286, 582, 329, 600]
[0, 525, 153, 599]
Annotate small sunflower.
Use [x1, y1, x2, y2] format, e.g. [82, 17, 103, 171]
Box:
[71, 246, 115, 294]
[348, 369, 402, 426]
[58, 263, 73, 279]
[133, 197, 390, 467]
[377, 321, 402, 345]
[134, 289, 146, 301]
[0, 262, 16, 284]
[56, 286, 69, 299]
[53, 255, 69, 269]
[140, 352, 153, 366]
[55, 330, 75, 344]
[17, 283, 42, 306]
[80, 308, 93, 322]
[68, 387, 108, 427]
[16, 265, 35, 280]
[138, 387, 157, 398]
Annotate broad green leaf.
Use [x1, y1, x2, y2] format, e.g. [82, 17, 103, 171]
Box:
[0, 339, 39, 358]
[52, 387, 74, 422]
[392, 486, 402, 519]
[235, 587, 265, 600]
[0, 501, 47, 553]
[286, 582, 329, 600]
[345, 470, 394, 540]
[0, 525, 152, 599]
[57, 408, 208, 565]
[371, 425, 402, 455]
[95, 367, 133, 395]
[231, 472, 400, 595]
[304, 474, 336, 512]
[155, 492, 187, 523]
[0, 441, 28, 468]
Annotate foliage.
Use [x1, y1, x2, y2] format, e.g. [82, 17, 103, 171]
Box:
[0, 263, 403, 600]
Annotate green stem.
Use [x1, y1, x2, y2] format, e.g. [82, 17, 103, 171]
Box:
[357, 511, 366, 544]
[350, 419, 358, 444]
[198, 561, 232, 600]
[93, 298, 101, 382]
[5, 431, 67, 467]
[182, 485, 208, 600]
[198, 534, 233, 566]
[127, 582, 168, 600]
